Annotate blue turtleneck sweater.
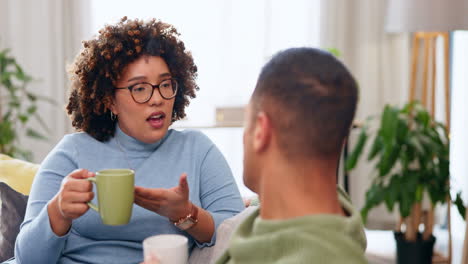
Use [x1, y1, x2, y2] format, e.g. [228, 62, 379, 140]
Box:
[11, 126, 244, 264]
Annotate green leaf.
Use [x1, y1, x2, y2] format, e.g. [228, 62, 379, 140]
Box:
[33, 112, 51, 134]
[0, 122, 16, 145]
[367, 135, 382, 161]
[399, 171, 418, 217]
[396, 118, 409, 141]
[415, 185, 424, 202]
[345, 127, 368, 171]
[8, 99, 20, 108]
[15, 64, 26, 80]
[380, 105, 398, 145]
[361, 183, 386, 222]
[26, 128, 47, 141]
[26, 92, 37, 102]
[27, 105, 37, 114]
[401, 100, 418, 114]
[400, 191, 413, 218]
[34, 94, 57, 105]
[454, 192, 466, 220]
[18, 114, 28, 123]
[1, 79, 13, 91]
[378, 144, 400, 176]
[384, 175, 399, 211]
[0, 48, 11, 57]
[407, 136, 424, 155]
[1, 71, 13, 83]
[360, 208, 370, 224]
[3, 111, 12, 122]
[415, 108, 431, 127]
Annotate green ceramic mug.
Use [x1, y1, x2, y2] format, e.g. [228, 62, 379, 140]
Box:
[87, 169, 135, 225]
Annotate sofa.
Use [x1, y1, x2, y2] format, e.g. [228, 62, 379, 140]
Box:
[0, 154, 39, 262]
[4, 154, 430, 264]
[0, 154, 255, 264]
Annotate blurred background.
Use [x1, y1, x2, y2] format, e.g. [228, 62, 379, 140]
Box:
[1, 0, 467, 263]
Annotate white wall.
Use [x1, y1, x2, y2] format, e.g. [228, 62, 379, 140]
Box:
[90, 0, 321, 196]
[90, 0, 321, 127]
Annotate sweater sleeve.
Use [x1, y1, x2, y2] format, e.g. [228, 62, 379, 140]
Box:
[14, 135, 79, 264]
[197, 145, 244, 248]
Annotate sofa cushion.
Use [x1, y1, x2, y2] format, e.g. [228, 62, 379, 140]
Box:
[0, 154, 39, 195]
[0, 182, 28, 262]
[189, 206, 258, 264]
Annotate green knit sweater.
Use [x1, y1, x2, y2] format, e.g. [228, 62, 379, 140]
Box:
[216, 188, 368, 264]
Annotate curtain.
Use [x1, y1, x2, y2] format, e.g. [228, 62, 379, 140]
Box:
[320, 0, 411, 227]
[0, 0, 91, 163]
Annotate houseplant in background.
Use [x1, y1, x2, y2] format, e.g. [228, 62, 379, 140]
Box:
[0, 48, 52, 161]
[346, 101, 465, 264]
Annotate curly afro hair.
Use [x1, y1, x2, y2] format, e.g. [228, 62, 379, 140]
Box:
[66, 17, 198, 142]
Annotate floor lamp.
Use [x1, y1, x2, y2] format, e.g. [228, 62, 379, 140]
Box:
[386, 0, 468, 263]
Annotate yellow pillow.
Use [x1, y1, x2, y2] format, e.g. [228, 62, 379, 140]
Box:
[0, 154, 39, 195]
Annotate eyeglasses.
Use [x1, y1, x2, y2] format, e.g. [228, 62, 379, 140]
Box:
[114, 78, 178, 104]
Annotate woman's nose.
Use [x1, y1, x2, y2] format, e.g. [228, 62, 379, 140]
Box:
[148, 88, 164, 106]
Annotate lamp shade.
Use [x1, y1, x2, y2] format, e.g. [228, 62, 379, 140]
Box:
[386, 0, 468, 32]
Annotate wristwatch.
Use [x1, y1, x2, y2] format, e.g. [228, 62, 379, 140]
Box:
[173, 203, 199, 230]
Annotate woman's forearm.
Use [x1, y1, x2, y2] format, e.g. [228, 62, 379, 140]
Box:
[47, 196, 72, 236]
[185, 205, 215, 243]
[15, 201, 69, 264]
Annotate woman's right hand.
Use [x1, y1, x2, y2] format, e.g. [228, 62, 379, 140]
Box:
[47, 169, 95, 236]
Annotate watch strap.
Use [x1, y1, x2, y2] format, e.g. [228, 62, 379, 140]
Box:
[173, 203, 199, 230]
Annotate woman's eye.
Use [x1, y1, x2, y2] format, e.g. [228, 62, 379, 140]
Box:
[132, 85, 147, 93]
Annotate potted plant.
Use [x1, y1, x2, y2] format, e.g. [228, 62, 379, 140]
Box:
[0, 48, 52, 160]
[346, 101, 465, 264]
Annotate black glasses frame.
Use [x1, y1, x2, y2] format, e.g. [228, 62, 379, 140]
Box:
[114, 78, 178, 104]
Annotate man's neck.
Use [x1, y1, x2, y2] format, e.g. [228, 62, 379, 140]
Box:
[258, 157, 345, 220]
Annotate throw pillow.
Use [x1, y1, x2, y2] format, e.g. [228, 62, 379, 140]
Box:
[0, 182, 28, 262]
[0, 154, 39, 195]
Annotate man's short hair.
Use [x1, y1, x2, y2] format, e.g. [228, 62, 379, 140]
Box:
[252, 47, 358, 159]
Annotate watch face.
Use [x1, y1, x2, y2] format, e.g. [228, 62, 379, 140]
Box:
[178, 218, 196, 230]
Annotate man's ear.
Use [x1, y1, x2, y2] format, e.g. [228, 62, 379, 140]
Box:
[253, 111, 272, 153]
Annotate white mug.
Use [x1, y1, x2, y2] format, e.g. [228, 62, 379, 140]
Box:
[143, 234, 188, 264]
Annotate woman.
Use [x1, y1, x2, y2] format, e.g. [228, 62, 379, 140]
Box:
[12, 17, 244, 264]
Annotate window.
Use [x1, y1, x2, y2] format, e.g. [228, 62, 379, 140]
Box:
[90, 0, 321, 195]
[449, 30, 468, 262]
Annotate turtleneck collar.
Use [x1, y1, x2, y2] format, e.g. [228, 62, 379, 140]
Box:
[113, 123, 171, 156]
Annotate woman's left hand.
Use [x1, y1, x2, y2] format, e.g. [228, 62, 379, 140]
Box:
[134, 173, 191, 221]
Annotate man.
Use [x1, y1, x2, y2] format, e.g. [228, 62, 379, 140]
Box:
[145, 48, 367, 264]
[215, 47, 367, 264]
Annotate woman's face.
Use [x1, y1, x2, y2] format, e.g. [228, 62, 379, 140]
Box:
[111, 56, 176, 143]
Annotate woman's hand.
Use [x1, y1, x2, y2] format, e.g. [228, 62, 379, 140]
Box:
[134, 173, 191, 222]
[48, 169, 95, 236]
[135, 173, 215, 243]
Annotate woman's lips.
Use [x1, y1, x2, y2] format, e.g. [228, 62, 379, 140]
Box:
[146, 113, 165, 129]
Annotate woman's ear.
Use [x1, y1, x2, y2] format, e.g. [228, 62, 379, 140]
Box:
[107, 97, 118, 115]
[110, 105, 117, 115]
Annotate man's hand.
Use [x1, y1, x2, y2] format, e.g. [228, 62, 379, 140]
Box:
[140, 255, 160, 264]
